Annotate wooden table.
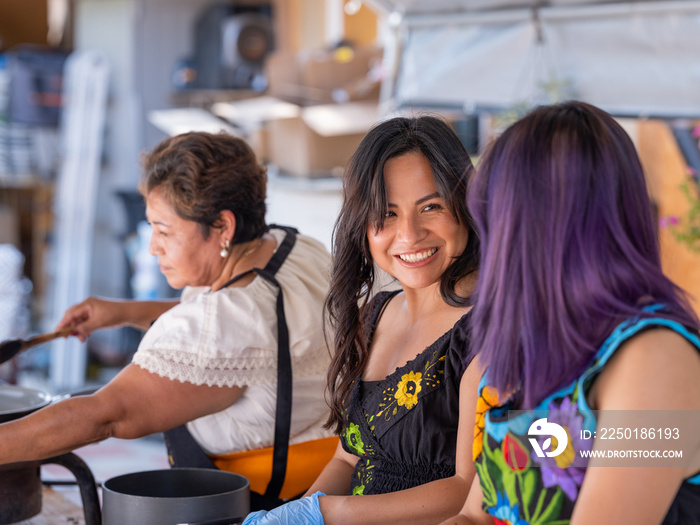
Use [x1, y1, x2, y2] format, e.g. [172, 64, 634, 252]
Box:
[15, 487, 86, 525]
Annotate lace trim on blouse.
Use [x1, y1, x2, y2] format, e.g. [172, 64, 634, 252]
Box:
[133, 346, 330, 388]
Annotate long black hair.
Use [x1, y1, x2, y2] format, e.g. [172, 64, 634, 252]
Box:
[324, 115, 480, 433]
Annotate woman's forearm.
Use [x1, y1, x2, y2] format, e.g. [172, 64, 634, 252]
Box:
[305, 457, 354, 497]
[0, 361, 244, 467]
[56, 297, 180, 336]
[319, 474, 470, 525]
[0, 395, 114, 465]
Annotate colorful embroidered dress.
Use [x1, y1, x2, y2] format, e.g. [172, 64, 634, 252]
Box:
[474, 310, 700, 525]
[341, 290, 473, 495]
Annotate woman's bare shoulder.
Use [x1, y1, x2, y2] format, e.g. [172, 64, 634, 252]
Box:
[592, 327, 700, 411]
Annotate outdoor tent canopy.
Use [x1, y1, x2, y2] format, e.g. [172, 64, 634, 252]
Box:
[368, 0, 700, 118]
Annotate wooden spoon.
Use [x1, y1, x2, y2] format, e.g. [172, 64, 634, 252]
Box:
[0, 327, 74, 365]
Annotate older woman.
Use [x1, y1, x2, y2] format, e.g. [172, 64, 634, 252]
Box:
[0, 131, 337, 507]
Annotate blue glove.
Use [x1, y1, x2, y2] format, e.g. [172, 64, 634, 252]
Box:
[242, 492, 325, 525]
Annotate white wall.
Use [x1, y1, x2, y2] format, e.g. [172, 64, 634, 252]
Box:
[265, 172, 343, 252]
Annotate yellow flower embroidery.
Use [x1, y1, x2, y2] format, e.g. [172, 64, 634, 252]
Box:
[372, 351, 443, 422]
[473, 385, 500, 461]
[394, 371, 423, 410]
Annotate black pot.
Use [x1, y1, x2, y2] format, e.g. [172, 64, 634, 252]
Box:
[102, 468, 250, 525]
[0, 384, 101, 525]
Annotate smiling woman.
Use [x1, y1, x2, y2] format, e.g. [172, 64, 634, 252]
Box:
[366, 151, 470, 292]
[0, 131, 338, 512]
[242, 116, 483, 525]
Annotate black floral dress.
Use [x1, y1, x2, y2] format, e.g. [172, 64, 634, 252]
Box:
[340, 290, 474, 495]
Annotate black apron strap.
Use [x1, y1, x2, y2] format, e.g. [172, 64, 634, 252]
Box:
[164, 225, 298, 503]
[163, 424, 217, 469]
[256, 267, 292, 499]
[218, 224, 297, 290]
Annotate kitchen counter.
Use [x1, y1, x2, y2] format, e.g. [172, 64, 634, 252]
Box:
[15, 486, 85, 524]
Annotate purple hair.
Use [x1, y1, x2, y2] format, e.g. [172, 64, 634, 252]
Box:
[468, 101, 698, 408]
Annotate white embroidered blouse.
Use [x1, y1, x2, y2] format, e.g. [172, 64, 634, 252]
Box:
[132, 228, 334, 455]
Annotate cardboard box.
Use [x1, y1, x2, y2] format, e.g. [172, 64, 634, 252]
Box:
[265, 46, 383, 105]
[267, 101, 378, 178]
[212, 96, 300, 164]
[213, 97, 379, 177]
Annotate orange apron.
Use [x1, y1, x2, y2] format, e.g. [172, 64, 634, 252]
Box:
[211, 436, 339, 499]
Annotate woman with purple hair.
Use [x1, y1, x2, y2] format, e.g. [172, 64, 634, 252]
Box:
[442, 101, 700, 525]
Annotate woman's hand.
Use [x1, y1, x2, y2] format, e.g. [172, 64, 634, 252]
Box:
[55, 297, 179, 338]
[242, 492, 325, 525]
[56, 297, 128, 341]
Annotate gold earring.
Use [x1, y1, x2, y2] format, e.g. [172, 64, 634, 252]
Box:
[220, 240, 230, 258]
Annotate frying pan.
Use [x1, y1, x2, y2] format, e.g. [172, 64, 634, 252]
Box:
[0, 383, 52, 422]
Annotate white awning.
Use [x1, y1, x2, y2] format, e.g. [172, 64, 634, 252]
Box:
[369, 0, 700, 117]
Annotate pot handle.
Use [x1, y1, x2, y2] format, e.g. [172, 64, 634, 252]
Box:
[42, 452, 102, 525]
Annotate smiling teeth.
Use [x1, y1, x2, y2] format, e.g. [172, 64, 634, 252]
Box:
[399, 248, 437, 263]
